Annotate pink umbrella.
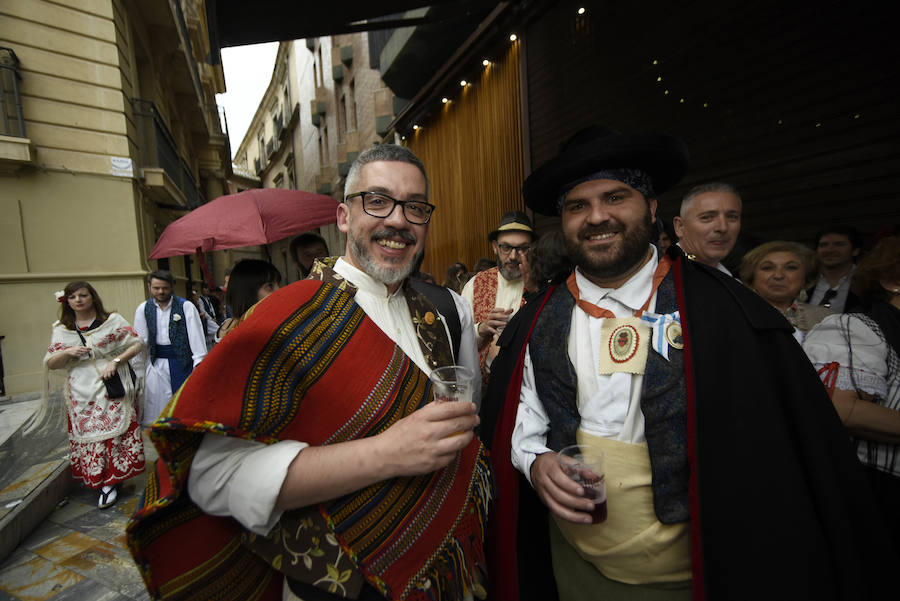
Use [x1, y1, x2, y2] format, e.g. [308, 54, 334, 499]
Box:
[148, 188, 339, 259]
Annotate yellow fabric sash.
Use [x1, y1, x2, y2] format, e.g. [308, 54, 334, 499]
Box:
[552, 430, 691, 584]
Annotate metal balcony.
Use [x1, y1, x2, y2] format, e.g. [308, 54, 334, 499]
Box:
[132, 98, 202, 208]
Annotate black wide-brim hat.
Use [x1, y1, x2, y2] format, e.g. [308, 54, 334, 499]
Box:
[523, 125, 690, 216]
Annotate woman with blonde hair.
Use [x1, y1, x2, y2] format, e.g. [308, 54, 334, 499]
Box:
[739, 240, 831, 341]
[45, 281, 145, 509]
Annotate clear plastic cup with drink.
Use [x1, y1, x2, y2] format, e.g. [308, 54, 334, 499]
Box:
[557, 444, 607, 524]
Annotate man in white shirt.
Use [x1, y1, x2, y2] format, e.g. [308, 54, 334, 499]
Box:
[806, 225, 861, 313]
[127, 145, 487, 601]
[672, 182, 742, 275]
[133, 270, 206, 425]
[461, 211, 534, 378]
[481, 126, 895, 601]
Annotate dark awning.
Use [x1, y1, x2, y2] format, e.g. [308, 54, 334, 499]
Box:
[207, 0, 470, 54]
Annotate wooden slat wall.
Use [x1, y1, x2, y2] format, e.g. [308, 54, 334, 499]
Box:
[525, 0, 900, 250]
[407, 42, 524, 279]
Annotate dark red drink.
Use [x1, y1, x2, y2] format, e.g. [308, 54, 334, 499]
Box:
[582, 486, 608, 524]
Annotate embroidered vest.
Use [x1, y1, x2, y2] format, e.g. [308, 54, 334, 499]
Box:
[528, 269, 690, 524]
[145, 296, 191, 369]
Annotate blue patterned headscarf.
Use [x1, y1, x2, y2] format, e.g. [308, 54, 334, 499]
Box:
[556, 168, 655, 213]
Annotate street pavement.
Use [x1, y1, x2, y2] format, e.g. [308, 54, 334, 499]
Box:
[0, 394, 153, 601]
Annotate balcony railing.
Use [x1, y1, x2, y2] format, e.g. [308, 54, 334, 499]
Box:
[132, 98, 202, 208]
[171, 0, 204, 115]
[0, 47, 26, 138]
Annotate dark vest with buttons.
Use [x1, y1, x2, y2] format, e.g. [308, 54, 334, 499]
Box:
[527, 268, 689, 524]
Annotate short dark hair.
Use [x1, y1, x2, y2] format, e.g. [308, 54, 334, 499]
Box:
[814, 225, 862, 250]
[225, 259, 282, 317]
[289, 232, 329, 263]
[147, 270, 175, 286]
[473, 257, 495, 272]
[529, 230, 574, 287]
[344, 144, 429, 199]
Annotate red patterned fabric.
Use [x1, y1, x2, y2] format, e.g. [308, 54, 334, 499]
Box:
[68, 414, 144, 488]
[470, 268, 501, 325]
[127, 280, 490, 601]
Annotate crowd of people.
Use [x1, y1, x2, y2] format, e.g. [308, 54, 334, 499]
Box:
[39, 129, 897, 600]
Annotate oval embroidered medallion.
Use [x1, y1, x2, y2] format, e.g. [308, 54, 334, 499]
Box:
[664, 321, 684, 349]
[609, 324, 639, 363]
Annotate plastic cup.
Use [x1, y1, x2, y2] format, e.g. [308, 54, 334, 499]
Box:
[557, 444, 607, 523]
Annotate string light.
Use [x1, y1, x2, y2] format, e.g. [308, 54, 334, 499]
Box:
[413, 124, 420, 130]
[482, 59, 490, 67]
[441, 97, 449, 104]
[577, 7, 586, 14]
[460, 79, 467, 87]
[509, 34, 517, 41]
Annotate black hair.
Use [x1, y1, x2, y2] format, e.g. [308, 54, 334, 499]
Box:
[147, 270, 175, 286]
[225, 259, 282, 317]
[814, 225, 862, 250]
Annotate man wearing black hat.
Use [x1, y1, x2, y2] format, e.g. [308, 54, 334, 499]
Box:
[482, 126, 895, 601]
[461, 210, 535, 381]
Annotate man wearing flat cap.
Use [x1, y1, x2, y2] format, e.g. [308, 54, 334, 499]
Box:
[482, 126, 895, 601]
[461, 210, 534, 383]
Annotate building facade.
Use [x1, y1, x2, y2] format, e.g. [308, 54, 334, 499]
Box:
[232, 34, 396, 283]
[0, 0, 230, 395]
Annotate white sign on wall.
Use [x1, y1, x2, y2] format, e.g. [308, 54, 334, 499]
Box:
[110, 156, 134, 178]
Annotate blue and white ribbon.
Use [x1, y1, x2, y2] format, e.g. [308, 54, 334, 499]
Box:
[640, 311, 681, 361]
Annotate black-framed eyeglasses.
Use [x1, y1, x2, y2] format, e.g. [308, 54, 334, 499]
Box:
[344, 191, 435, 225]
[497, 243, 531, 255]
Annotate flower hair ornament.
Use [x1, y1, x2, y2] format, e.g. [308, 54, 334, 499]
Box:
[55, 290, 66, 303]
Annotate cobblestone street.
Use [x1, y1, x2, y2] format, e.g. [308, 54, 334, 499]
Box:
[0, 397, 152, 601]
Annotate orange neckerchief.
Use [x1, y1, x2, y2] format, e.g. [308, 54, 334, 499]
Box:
[566, 254, 673, 319]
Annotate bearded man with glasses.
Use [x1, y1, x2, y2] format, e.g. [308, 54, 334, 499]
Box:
[128, 145, 488, 601]
[461, 211, 535, 387]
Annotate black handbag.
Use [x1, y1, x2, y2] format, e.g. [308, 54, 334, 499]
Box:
[75, 327, 135, 399]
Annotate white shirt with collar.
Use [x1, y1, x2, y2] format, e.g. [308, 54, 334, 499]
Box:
[675, 241, 731, 276]
[512, 246, 660, 484]
[133, 296, 207, 424]
[808, 264, 856, 313]
[187, 257, 480, 535]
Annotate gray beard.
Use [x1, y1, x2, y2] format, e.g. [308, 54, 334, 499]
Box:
[349, 232, 422, 286]
[498, 261, 522, 281]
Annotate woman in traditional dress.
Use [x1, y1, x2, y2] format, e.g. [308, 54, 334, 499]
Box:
[216, 259, 282, 340]
[44, 281, 145, 509]
[739, 240, 832, 342]
[803, 236, 900, 548]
